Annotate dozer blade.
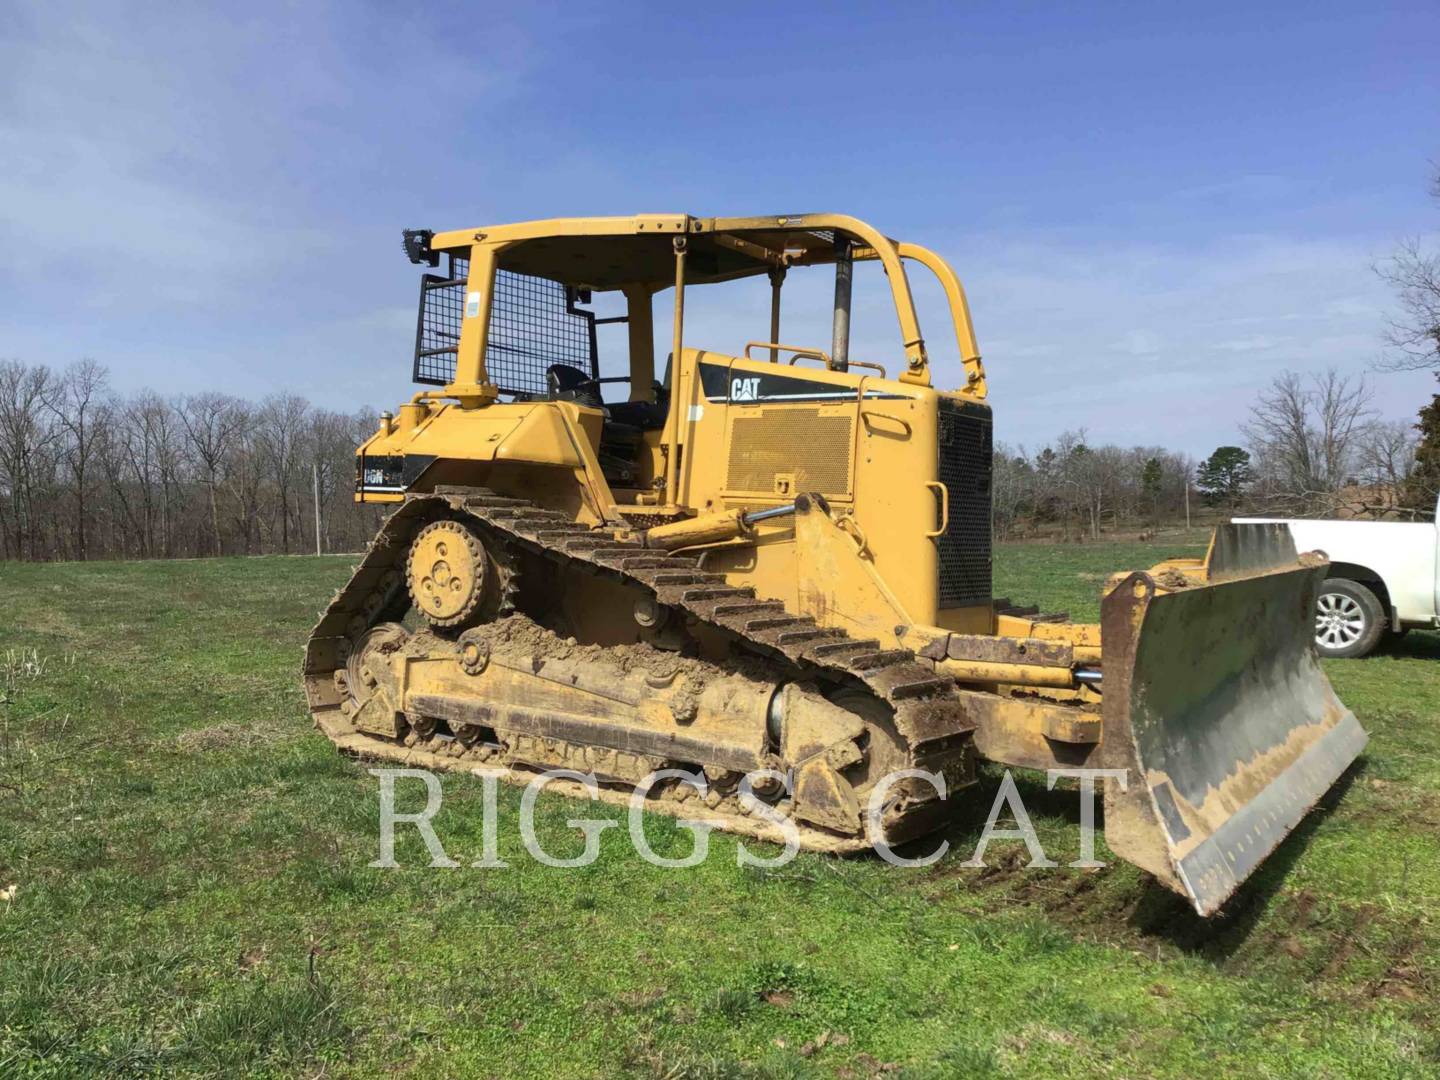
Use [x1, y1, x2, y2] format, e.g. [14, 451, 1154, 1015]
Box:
[1100, 524, 1367, 916]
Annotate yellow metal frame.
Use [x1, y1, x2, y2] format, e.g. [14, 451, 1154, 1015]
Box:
[425, 212, 987, 405]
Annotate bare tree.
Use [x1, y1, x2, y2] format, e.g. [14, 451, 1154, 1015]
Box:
[179, 393, 243, 556]
[1376, 165, 1440, 373]
[0, 361, 60, 559]
[101, 391, 185, 556]
[1354, 420, 1418, 510]
[1071, 445, 1124, 540]
[1243, 372, 1314, 497]
[146, 394, 186, 556]
[49, 360, 109, 560]
[257, 393, 310, 553]
[991, 442, 1030, 540]
[1314, 368, 1377, 489]
[98, 400, 145, 555]
[306, 408, 369, 552]
[224, 405, 265, 554]
[1243, 368, 1375, 511]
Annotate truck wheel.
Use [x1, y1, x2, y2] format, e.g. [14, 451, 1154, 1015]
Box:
[1314, 579, 1385, 659]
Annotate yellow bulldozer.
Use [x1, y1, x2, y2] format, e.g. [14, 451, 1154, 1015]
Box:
[303, 213, 1365, 916]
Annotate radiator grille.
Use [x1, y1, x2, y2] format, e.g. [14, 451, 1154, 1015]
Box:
[726, 408, 853, 495]
[412, 260, 597, 396]
[936, 399, 993, 608]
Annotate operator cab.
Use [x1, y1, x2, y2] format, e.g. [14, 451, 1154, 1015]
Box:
[401, 216, 988, 498]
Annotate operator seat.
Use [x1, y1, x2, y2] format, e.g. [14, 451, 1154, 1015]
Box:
[546, 363, 668, 431]
[608, 396, 667, 431]
[545, 364, 604, 410]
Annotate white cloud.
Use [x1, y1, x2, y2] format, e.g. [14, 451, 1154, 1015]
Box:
[1212, 334, 1289, 353]
[1114, 329, 1164, 356]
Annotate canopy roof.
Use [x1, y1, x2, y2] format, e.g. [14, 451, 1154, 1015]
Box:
[421, 212, 986, 394]
[430, 214, 869, 291]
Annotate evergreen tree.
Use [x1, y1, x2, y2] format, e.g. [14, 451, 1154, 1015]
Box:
[1197, 446, 1253, 507]
[1141, 456, 1163, 522]
[1401, 383, 1440, 514]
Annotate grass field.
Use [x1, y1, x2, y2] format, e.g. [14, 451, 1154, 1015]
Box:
[1, 537, 1437, 1078]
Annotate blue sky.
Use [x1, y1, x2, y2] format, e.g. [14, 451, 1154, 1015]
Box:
[2, 1, 1437, 456]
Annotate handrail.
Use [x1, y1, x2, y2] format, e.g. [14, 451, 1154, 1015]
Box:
[808, 215, 929, 385]
[740, 342, 886, 379]
[721, 214, 932, 385]
[924, 481, 950, 538]
[743, 341, 831, 367]
[894, 242, 987, 399]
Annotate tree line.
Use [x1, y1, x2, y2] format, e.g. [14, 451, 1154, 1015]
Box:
[0, 359, 384, 561]
[994, 364, 1436, 540]
[993, 433, 1194, 541]
[2, 353, 1435, 562]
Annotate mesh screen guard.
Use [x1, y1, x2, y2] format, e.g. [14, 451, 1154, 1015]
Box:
[412, 258, 598, 395]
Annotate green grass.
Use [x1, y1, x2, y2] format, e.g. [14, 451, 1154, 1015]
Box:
[0, 543, 1437, 1077]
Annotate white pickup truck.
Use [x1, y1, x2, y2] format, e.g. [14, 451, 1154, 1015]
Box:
[1236, 497, 1439, 657]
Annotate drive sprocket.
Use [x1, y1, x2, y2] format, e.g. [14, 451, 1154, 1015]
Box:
[406, 518, 492, 629]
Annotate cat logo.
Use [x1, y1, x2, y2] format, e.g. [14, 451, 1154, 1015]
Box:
[731, 376, 760, 402]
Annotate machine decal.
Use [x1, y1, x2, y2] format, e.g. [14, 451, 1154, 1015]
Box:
[697, 361, 908, 404]
[357, 453, 437, 493]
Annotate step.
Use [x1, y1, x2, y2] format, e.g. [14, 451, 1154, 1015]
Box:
[847, 649, 914, 672]
[681, 586, 755, 603]
[509, 511, 572, 529]
[562, 536, 618, 552]
[645, 570, 718, 586]
[615, 556, 683, 571]
[712, 600, 785, 619]
[887, 675, 956, 700]
[533, 528, 594, 543]
[743, 616, 812, 634]
[771, 627, 843, 646]
[808, 638, 880, 659]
